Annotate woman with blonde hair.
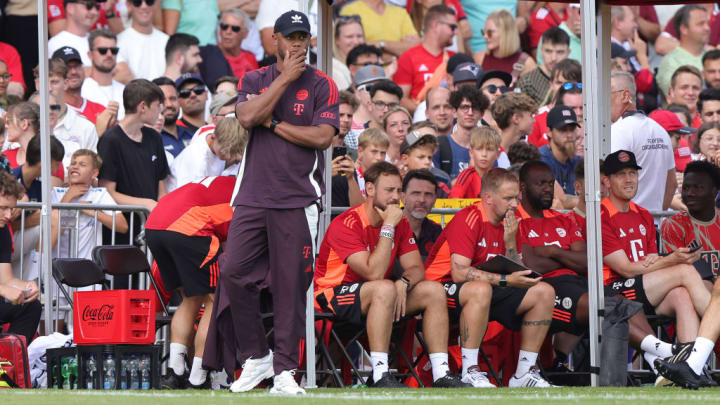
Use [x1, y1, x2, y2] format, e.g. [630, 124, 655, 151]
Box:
[382, 105, 412, 166]
[473, 9, 536, 86]
[332, 16, 366, 90]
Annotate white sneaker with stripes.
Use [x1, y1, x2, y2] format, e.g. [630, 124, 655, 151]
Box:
[508, 367, 554, 388]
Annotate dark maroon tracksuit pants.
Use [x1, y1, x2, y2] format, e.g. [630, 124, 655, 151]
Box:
[203, 204, 318, 375]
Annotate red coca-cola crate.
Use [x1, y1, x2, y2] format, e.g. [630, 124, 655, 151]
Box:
[73, 290, 156, 345]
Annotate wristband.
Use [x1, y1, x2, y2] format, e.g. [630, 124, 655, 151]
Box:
[499, 274, 507, 288]
[379, 229, 395, 240]
[381, 224, 395, 233]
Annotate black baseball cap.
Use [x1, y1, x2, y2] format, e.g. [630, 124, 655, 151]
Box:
[477, 69, 512, 89]
[603, 150, 642, 175]
[175, 73, 205, 89]
[610, 43, 636, 60]
[274, 10, 311, 37]
[52, 46, 82, 64]
[452, 63, 482, 84]
[546, 105, 580, 130]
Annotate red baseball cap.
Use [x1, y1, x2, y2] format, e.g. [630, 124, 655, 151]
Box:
[648, 109, 696, 135]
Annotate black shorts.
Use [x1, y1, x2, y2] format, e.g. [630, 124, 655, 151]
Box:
[543, 275, 588, 335]
[604, 275, 655, 315]
[145, 229, 221, 297]
[315, 282, 365, 327]
[442, 281, 527, 331]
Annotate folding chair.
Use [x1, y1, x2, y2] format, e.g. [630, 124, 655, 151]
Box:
[91, 245, 172, 329]
[51, 258, 110, 306]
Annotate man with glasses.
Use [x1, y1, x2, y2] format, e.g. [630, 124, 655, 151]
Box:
[346, 44, 383, 83]
[477, 69, 511, 128]
[368, 80, 403, 129]
[118, 0, 169, 80]
[217, 8, 257, 82]
[394, 5, 457, 114]
[81, 29, 126, 120]
[48, 0, 100, 66]
[174, 73, 208, 135]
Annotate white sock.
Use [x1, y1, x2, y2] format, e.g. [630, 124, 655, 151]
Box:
[370, 352, 389, 382]
[461, 347, 479, 377]
[189, 357, 208, 385]
[429, 352, 450, 382]
[687, 337, 715, 375]
[640, 335, 673, 358]
[644, 352, 659, 374]
[169, 343, 188, 375]
[514, 350, 537, 377]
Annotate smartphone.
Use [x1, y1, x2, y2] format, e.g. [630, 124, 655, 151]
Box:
[332, 146, 347, 160]
[688, 242, 702, 253]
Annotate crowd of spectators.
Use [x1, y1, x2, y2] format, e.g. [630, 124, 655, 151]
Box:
[1, 0, 720, 389]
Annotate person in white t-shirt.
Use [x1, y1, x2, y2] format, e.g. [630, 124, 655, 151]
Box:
[47, 0, 100, 66]
[117, 0, 168, 80]
[81, 29, 126, 119]
[50, 149, 128, 259]
[165, 117, 246, 192]
[610, 70, 676, 212]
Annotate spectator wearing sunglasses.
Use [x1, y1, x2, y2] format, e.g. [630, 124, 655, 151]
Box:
[47, 0, 123, 38]
[175, 73, 208, 135]
[473, 9, 535, 87]
[117, 0, 169, 80]
[217, 9, 258, 82]
[394, 5, 456, 114]
[152, 77, 194, 159]
[81, 29, 127, 120]
[48, 0, 102, 67]
[477, 69, 511, 129]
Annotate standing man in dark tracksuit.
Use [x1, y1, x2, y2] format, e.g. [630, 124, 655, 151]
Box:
[202, 10, 339, 395]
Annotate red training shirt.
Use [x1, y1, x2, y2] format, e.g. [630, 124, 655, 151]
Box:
[393, 45, 454, 100]
[661, 208, 720, 278]
[449, 167, 482, 199]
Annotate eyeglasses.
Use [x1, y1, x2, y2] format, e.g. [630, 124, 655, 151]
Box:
[71, 0, 100, 11]
[130, 0, 155, 6]
[481, 28, 495, 38]
[96, 47, 119, 55]
[439, 21, 458, 31]
[49, 104, 62, 112]
[483, 84, 509, 94]
[178, 85, 206, 98]
[352, 61, 378, 67]
[562, 82, 582, 90]
[373, 100, 399, 110]
[220, 23, 243, 33]
[457, 104, 479, 112]
[0, 73, 11, 81]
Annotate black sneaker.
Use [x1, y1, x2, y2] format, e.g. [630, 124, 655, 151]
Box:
[654, 358, 702, 390]
[700, 367, 719, 387]
[161, 368, 188, 390]
[370, 372, 406, 388]
[433, 372, 471, 388]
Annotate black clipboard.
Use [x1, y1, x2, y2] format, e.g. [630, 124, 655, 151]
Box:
[478, 255, 542, 278]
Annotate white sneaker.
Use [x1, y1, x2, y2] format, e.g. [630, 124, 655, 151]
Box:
[508, 367, 554, 388]
[229, 350, 274, 393]
[461, 366, 496, 388]
[269, 370, 306, 395]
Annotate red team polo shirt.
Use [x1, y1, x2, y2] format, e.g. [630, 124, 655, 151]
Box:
[448, 167, 482, 198]
[314, 204, 417, 299]
[661, 208, 720, 278]
[425, 202, 505, 282]
[600, 198, 657, 285]
[515, 204, 583, 278]
[393, 45, 454, 100]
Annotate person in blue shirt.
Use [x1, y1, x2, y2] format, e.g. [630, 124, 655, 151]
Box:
[152, 77, 194, 158]
[539, 105, 582, 196]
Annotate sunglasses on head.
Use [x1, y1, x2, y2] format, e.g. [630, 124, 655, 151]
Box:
[220, 23, 243, 33]
[483, 84, 509, 94]
[178, 85, 206, 98]
[337, 14, 362, 24]
[96, 47, 119, 56]
[130, 0, 155, 6]
[562, 82, 582, 90]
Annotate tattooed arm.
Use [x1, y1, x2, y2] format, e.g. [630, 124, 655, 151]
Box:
[450, 253, 540, 289]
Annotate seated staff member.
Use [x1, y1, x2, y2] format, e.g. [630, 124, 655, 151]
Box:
[146, 176, 235, 389]
[661, 160, 720, 289]
[314, 162, 468, 388]
[516, 161, 589, 366]
[601, 150, 711, 369]
[424, 168, 556, 388]
[401, 169, 442, 260]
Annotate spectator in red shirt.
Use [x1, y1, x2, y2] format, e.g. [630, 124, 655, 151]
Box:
[0, 60, 21, 110]
[0, 42, 25, 98]
[394, 5, 456, 114]
[527, 2, 566, 53]
[449, 126, 500, 199]
[407, 0, 472, 54]
[474, 9, 536, 87]
[217, 9, 258, 82]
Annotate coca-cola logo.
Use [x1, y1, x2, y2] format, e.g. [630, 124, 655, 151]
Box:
[82, 304, 115, 321]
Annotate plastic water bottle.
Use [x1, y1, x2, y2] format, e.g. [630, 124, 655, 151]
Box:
[61, 357, 70, 389]
[130, 357, 139, 389]
[120, 359, 128, 389]
[103, 354, 116, 390]
[140, 356, 150, 390]
[86, 355, 96, 389]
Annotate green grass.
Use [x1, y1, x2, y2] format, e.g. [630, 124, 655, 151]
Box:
[5, 387, 720, 405]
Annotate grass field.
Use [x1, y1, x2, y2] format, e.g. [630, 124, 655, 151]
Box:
[5, 387, 720, 405]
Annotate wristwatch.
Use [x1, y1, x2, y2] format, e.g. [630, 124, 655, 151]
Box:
[499, 274, 507, 288]
[379, 41, 386, 51]
[269, 119, 281, 132]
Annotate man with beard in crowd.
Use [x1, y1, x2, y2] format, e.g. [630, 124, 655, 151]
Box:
[175, 73, 208, 135]
[153, 77, 194, 158]
[540, 105, 582, 196]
